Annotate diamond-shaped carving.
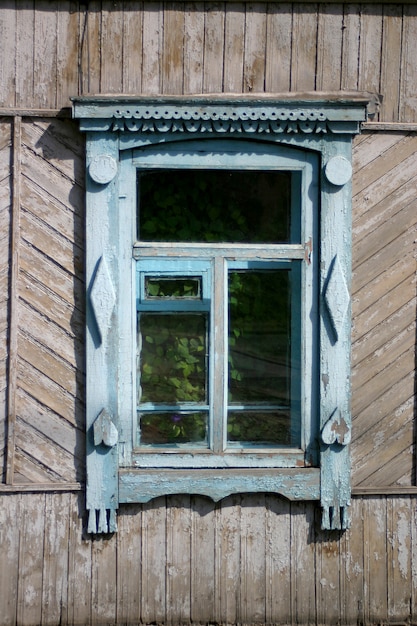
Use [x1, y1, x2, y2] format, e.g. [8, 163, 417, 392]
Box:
[323, 255, 350, 341]
[90, 256, 116, 344]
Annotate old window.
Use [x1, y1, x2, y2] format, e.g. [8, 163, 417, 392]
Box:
[73, 95, 369, 534]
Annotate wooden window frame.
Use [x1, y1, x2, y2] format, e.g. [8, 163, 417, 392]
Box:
[73, 94, 369, 534]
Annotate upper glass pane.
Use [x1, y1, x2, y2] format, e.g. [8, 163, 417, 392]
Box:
[138, 169, 294, 243]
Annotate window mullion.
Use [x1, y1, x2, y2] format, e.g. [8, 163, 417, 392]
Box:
[211, 256, 227, 454]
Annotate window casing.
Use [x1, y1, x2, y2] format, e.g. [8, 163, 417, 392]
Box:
[73, 95, 368, 534]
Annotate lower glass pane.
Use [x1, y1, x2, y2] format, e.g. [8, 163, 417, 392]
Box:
[138, 313, 207, 404]
[227, 410, 291, 445]
[139, 411, 208, 445]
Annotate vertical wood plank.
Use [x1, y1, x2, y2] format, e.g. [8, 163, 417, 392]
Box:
[33, 2, 58, 108]
[0, 494, 19, 624]
[41, 493, 71, 625]
[363, 497, 388, 623]
[387, 496, 412, 621]
[16, 493, 45, 626]
[265, 496, 291, 624]
[341, 4, 360, 91]
[411, 499, 417, 622]
[316, 3, 343, 91]
[123, 1, 144, 94]
[358, 4, 383, 111]
[79, 0, 101, 95]
[243, 4, 267, 92]
[66, 494, 92, 626]
[116, 504, 142, 625]
[239, 494, 266, 623]
[15, 1, 34, 108]
[162, 3, 185, 94]
[203, 2, 225, 93]
[216, 495, 241, 624]
[379, 4, 402, 122]
[0, 1, 16, 108]
[291, 3, 318, 91]
[399, 5, 417, 123]
[166, 495, 192, 623]
[291, 502, 316, 624]
[265, 4, 292, 93]
[316, 528, 342, 624]
[101, 0, 124, 94]
[91, 535, 117, 625]
[223, 2, 245, 93]
[57, 1, 80, 107]
[6, 116, 21, 485]
[142, 2, 163, 94]
[140, 497, 167, 623]
[183, 2, 205, 95]
[340, 498, 365, 625]
[190, 497, 216, 622]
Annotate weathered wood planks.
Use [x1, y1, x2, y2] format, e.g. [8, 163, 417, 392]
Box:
[1, 3, 417, 122]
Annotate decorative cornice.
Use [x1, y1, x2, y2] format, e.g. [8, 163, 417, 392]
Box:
[73, 94, 371, 136]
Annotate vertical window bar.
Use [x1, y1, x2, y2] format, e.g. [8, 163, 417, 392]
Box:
[211, 256, 227, 453]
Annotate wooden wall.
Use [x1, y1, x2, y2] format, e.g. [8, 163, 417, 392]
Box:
[1, 2, 417, 123]
[1, 1, 417, 624]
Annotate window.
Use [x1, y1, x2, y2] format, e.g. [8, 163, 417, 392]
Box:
[73, 95, 369, 533]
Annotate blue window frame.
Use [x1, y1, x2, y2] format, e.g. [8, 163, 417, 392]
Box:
[73, 95, 369, 534]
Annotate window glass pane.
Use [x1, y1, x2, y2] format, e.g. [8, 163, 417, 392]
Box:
[139, 411, 208, 445]
[227, 269, 298, 445]
[138, 313, 208, 404]
[138, 170, 293, 243]
[145, 276, 201, 299]
[227, 410, 291, 445]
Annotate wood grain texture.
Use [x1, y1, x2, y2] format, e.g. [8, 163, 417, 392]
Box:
[351, 131, 417, 488]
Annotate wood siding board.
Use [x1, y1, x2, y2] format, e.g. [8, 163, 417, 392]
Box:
[190, 497, 216, 622]
[316, 3, 343, 92]
[0, 3, 16, 108]
[412, 501, 417, 620]
[67, 492, 92, 626]
[140, 497, 167, 623]
[166, 495, 192, 622]
[203, 2, 225, 93]
[341, 497, 365, 625]
[33, 3, 58, 109]
[341, 4, 360, 91]
[265, 4, 292, 93]
[91, 534, 117, 625]
[162, 3, 185, 94]
[239, 493, 266, 623]
[216, 495, 241, 623]
[265, 495, 291, 623]
[360, 443, 415, 488]
[291, 502, 316, 624]
[57, 2, 80, 108]
[291, 3, 318, 91]
[399, 5, 417, 122]
[183, 2, 205, 94]
[16, 492, 45, 626]
[142, 2, 163, 94]
[379, 4, 403, 122]
[79, 0, 101, 94]
[0, 493, 19, 623]
[15, 1, 34, 109]
[352, 131, 405, 174]
[387, 496, 413, 620]
[358, 4, 383, 118]
[41, 492, 71, 625]
[116, 503, 142, 624]
[223, 2, 245, 93]
[316, 530, 341, 624]
[363, 497, 388, 623]
[243, 3, 267, 93]
[13, 448, 61, 484]
[122, 1, 144, 94]
[101, 0, 124, 94]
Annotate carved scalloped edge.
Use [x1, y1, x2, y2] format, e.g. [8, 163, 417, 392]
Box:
[87, 507, 118, 534]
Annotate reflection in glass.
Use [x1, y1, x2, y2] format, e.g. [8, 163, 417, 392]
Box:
[138, 169, 294, 243]
[139, 313, 207, 404]
[139, 411, 208, 445]
[145, 276, 201, 299]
